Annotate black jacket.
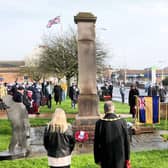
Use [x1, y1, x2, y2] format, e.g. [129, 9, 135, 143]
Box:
[43, 125, 75, 158]
[128, 88, 139, 107]
[13, 91, 23, 102]
[94, 113, 130, 168]
[159, 88, 166, 102]
[53, 85, 62, 102]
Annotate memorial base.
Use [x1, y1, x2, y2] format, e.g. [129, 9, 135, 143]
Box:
[0, 150, 29, 160]
[74, 142, 93, 154]
[73, 115, 100, 143]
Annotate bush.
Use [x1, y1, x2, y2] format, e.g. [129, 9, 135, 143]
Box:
[162, 77, 168, 86]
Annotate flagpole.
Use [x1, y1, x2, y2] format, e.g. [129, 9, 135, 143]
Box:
[60, 14, 65, 79]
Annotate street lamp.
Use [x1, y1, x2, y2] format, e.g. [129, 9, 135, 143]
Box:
[157, 60, 164, 82]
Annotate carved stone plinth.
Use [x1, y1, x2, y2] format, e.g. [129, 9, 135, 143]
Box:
[73, 115, 100, 143]
[74, 143, 93, 154]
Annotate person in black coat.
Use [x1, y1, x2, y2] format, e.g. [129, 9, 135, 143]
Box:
[29, 82, 42, 114]
[128, 84, 139, 118]
[69, 83, 75, 101]
[158, 85, 166, 102]
[108, 83, 113, 98]
[94, 101, 130, 168]
[69, 83, 79, 108]
[43, 108, 75, 168]
[13, 85, 25, 103]
[53, 84, 62, 105]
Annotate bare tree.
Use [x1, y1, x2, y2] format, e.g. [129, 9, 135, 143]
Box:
[38, 29, 108, 86]
[39, 31, 77, 86]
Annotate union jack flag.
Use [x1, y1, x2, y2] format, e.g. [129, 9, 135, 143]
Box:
[138, 97, 145, 110]
[136, 96, 160, 124]
[46, 16, 60, 28]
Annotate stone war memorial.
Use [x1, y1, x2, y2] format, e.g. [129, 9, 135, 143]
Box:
[72, 12, 101, 152]
[71, 12, 168, 154]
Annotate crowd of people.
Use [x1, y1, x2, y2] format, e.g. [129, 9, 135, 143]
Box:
[0, 80, 62, 114]
[98, 81, 167, 120]
[1, 78, 167, 118]
[146, 83, 167, 102]
[0, 79, 81, 114]
[1, 77, 167, 167]
[1, 77, 131, 167]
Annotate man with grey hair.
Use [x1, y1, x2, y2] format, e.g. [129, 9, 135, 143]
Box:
[94, 101, 131, 168]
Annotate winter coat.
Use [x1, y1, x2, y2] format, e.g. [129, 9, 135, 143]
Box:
[43, 124, 75, 158]
[94, 113, 130, 168]
[128, 88, 139, 107]
[159, 88, 166, 102]
[53, 85, 62, 102]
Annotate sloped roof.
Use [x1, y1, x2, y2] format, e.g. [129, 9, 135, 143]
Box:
[0, 61, 25, 67]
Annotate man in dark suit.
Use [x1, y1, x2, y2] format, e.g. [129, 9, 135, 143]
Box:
[69, 83, 79, 108]
[94, 101, 130, 168]
[128, 84, 139, 118]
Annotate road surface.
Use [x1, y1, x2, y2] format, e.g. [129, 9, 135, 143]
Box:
[112, 86, 147, 103]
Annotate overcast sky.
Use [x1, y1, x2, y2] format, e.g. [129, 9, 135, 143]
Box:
[0, 0, 168, 69]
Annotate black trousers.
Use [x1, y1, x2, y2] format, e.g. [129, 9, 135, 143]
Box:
[47, 94, 52, 108]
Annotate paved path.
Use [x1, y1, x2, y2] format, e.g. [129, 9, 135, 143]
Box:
[131, 131, 168, 152]
[29, 127, 168, 156]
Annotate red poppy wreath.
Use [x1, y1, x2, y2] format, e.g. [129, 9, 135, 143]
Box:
[75, 131, 89, 142]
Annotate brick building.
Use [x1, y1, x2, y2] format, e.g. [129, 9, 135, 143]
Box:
[105, 66, 168, 84]
[0, 61, 25, 83]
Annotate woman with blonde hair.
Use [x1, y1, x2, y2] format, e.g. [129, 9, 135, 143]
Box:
[44, 108, 75, 168]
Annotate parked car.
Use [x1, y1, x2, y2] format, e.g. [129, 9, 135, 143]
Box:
[98, 86, 111, 101]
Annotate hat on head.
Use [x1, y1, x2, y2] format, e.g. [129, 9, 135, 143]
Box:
[17, 85, 24, 90]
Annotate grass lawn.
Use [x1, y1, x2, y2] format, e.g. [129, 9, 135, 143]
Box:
[0, 97, 167, 152]
[0, 118, 75, 152]
[0, 150, 168, 168]
[39, 98, 130, 114]
[0, 117, 167, 152]
[1, 99, 168, 167]
[161, 134, 168, 141]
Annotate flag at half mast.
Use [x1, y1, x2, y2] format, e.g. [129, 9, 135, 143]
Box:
[46, 16, 60, 28]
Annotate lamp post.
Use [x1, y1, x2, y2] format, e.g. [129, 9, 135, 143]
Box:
[157, 60, 164, 83]
[124, 68, 127, 84]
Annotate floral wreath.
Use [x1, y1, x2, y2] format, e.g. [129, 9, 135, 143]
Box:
[75, 130, 89, 142]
